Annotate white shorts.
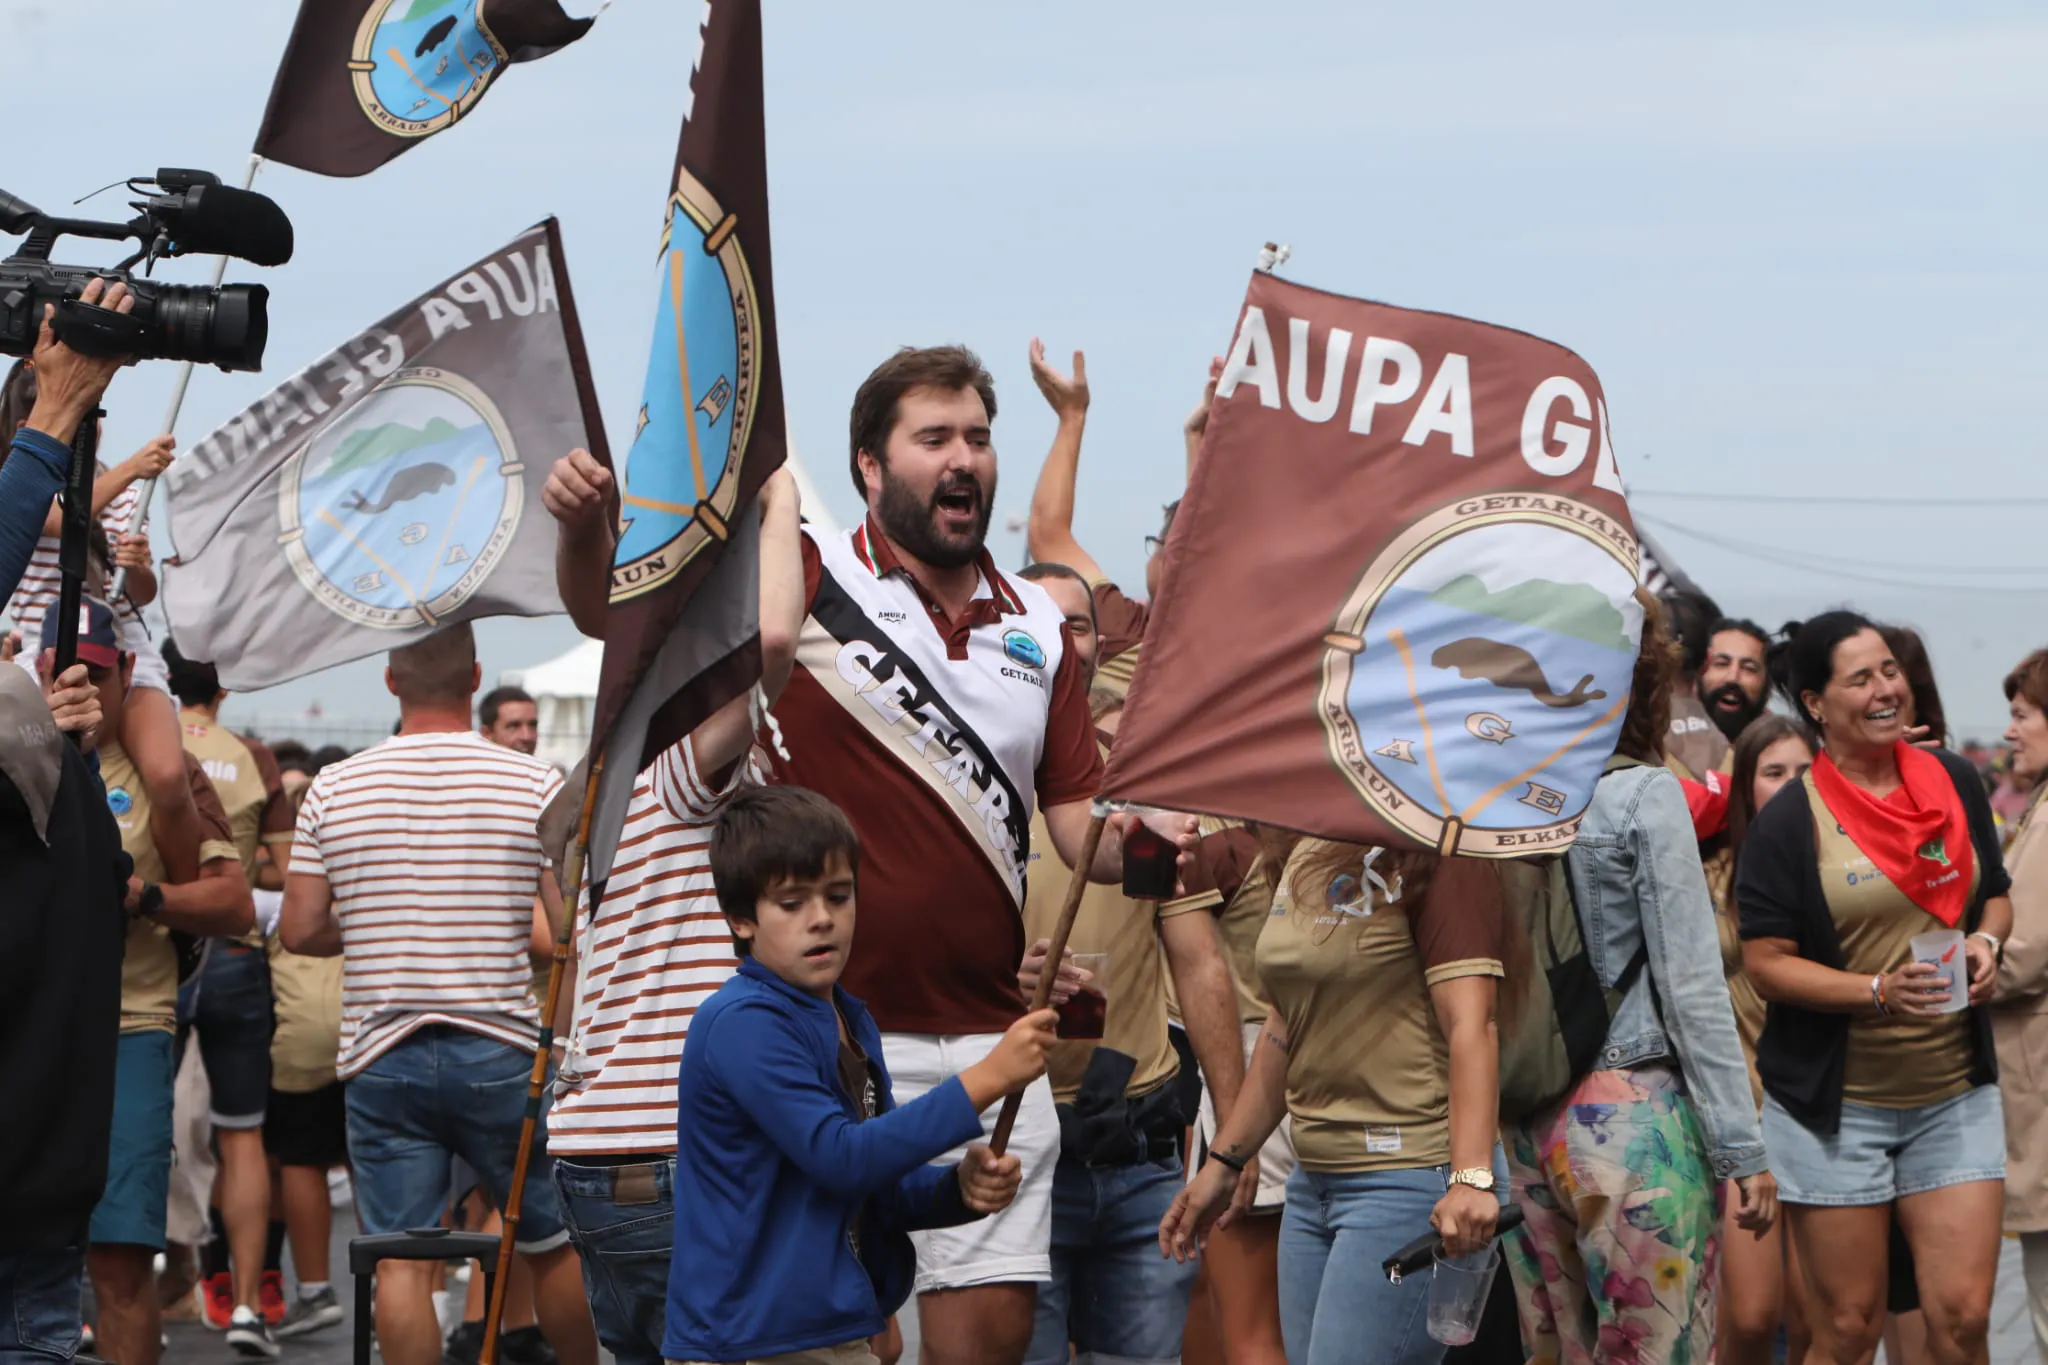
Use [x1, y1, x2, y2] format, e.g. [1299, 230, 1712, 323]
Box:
[882, 1031, 1056, 1293]
[122, 618, 168, 695]
[1193, 1021, 1296, 1215]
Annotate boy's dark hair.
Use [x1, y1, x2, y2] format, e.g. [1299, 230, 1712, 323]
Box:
[847, 345, 997, 499]
[161, 636, 222, 709]
[1706, 617, 1770, 655]
[710, 785, 861, 957]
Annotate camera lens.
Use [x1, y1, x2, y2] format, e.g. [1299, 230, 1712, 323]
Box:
[141, 281, 269, 373]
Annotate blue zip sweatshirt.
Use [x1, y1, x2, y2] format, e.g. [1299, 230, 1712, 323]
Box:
[664, 959, 987, 1363]
[0, 429, 68, 606]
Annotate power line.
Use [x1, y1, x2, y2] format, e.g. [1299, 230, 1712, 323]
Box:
[1630, 488, 2048, 508]
[1634, 514, 2048, 578]
[1637, 515, 2048, 597]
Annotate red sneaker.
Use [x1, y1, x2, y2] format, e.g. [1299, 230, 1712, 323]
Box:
[202, 1272, 235, 1331]
[260, 1270, 287, 1326]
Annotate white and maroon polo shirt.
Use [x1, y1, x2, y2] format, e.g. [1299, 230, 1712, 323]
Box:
[774, 518, 1102, 1035]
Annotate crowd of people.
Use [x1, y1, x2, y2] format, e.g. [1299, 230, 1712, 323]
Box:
[5, 282, 2048, 1365]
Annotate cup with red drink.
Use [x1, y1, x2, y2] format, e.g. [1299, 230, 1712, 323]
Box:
[1056, 952, 1109, 1040]
[1120, 807, 1180, 901]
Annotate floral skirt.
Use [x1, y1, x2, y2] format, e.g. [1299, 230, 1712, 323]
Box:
[1500, 1064, 1723, 1365]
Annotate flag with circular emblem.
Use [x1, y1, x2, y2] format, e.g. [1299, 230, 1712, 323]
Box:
[1101, 270, 1644, 858]
[254, 0, 596, 178]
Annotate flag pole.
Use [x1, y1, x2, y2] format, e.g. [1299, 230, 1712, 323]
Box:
[110, 152, 263, 603]
[990, 806, 1109, 1155]
[479, 749, 605, 1365]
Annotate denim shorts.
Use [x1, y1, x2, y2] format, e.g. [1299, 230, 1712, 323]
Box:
[553, 1157, 674, 1365]
[344, 1025, 567, 1252]
[89, 1031, 177, 1250]
[1762, 1084, 2006, 1207]
[183, 942, 274, 1128]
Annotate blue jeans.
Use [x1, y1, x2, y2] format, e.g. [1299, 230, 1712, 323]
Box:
[1279, 1165, 1502, 1365]
[1025, 1154, 1196, 1365]
[344, 1025, 568, 1250]
[0, 1247, 84, 1363]
[550, 1158, 674, 1365]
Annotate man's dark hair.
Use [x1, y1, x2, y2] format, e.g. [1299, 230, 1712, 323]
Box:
[710, 785, 860, 958]
[270, 740, 315, 774]
[1706, 618, 1770, 655]
[478, 685, 535, 729]
[310, 744, 352, 771]
[847, 346, 997, 499]
[1657, 588, 1724, 677]
[1019, 562, 1098, 632]
[388, 622, 476, 706]
[160, 636, 221, 709]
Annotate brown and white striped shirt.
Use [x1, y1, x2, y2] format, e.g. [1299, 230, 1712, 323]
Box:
[548, 738, 753, 1154]
[3, 479, 142, 635]
[291, 731, 564, 1078]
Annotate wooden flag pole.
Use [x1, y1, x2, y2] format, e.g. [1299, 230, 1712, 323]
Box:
[990, 808, 1109, 1155]
[479, 751, 605, 1365]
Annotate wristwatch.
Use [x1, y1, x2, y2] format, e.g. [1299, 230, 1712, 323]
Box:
[135, 881, 165, 920]
[1972, 931, 2005, 964]
[1447, 1167, 1496, 1192]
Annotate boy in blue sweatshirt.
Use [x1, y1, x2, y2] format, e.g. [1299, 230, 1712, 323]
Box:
[665, 785, 1057, 1365]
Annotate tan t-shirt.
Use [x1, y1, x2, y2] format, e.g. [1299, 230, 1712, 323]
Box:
[1172, 818, 1274, 1027]
[180, 711, 291, 948]
[1257, 842, 1505, 1172]
[269, 939, 344, 1093]
[1022, 805, 1213, 1104]
[1808, 771, 1976, 1109]
[1705, 844, 1765, 1109]
[100, 740, 240, 1034]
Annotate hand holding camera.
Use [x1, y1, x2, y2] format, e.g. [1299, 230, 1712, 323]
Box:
[23, 277, 134, 441]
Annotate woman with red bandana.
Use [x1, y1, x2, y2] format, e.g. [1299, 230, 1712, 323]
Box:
[1738, 612, 2011, 1365]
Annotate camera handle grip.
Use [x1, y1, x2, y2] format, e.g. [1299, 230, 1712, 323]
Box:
[1381, 1203, 1525, 1283]
[49, 296, 145, 359]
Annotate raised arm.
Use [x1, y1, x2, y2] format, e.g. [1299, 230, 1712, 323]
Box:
[543, 448, 619, 640]
[1023, 339, 1106, 582]
[686, 467, 804, 782]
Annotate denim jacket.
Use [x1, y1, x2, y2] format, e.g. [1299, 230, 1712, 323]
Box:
[1565, 761, 1769, 1180]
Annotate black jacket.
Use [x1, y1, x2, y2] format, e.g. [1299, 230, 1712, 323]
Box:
[1736, 747, 2008, 1136]
[0, 746, 132, 1249]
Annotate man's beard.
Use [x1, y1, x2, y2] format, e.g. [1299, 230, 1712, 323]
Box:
[1702, 680, 1765, 741]
[875, 466, 994, 571]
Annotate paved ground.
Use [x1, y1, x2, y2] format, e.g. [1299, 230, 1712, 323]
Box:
[155, 1212, 2039, 1364]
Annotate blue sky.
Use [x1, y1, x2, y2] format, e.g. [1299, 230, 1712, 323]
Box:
[6, 0, 2044, 739]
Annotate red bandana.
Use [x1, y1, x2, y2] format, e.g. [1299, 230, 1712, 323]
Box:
[1812, 743, 1973, 928]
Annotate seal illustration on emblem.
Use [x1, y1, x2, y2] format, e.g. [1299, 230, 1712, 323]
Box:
[279, 369, 522, 630]
[1318, 495, 1642, 856]
[349, 0, 508, 137]
[610, 165, 761, 602]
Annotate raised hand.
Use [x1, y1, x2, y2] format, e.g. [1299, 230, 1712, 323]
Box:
[1029, 338, 1089, 420]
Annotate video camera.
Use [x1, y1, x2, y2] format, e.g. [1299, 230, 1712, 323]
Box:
[0, 168, 293, 373]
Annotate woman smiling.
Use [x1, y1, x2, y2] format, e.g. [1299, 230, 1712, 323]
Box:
[1737, 612, 2012, 1365]
[1992, 648, 2048, 1361]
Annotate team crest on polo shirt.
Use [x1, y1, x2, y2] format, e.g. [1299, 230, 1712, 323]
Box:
[107, 786, 133, 817]
[1002, 630, 1046, 670]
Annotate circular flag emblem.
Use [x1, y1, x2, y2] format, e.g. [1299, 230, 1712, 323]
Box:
[1002, 630, 1046, 670]
[279, 368, 522, 630]
[1318, 495, 1642, 857]
[611, 166, 762, 602]
[107, 786, 133, 817]
[349, 0, 508, 138]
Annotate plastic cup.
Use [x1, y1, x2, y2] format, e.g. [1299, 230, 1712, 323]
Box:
[1910, 929, 1969, 1014]
[1427, 1243, 1500, 1347]
[1056, 953, 1108, 1040]
[1121, 809, 1178, 901]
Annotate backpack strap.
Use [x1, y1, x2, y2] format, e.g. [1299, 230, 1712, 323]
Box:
[1612, 943, 1650, 996]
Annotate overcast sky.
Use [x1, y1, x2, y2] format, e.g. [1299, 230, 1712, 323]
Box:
[5, 0, 2044, 740]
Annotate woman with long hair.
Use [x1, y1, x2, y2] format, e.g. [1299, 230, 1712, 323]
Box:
[1992, 648, 2048, 1360]
[1161, 839, 1513, 1365]
[1737, 612, 2011, 1365]
[1500, 591, 1774, 1365]
[1712, 714, 1815, 1364]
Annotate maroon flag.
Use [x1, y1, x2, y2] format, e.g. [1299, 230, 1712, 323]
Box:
[580, 0, 785, 881]
[1101, 271, 1643, 857]
[254, 0, 594, 178]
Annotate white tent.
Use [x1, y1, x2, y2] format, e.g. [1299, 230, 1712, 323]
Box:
[500, 444, 840, 770]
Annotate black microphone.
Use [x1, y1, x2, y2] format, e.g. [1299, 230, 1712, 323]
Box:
[156, 184, 294, 267]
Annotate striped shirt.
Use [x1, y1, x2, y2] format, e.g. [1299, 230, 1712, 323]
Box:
[290, 730, 564, 1078]
[549, 738, 752, 1154]
[3, 479, 142, 633]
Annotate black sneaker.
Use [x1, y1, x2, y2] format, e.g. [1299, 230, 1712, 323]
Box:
[442, 1320, 483, 1365]
[227, 1305, 280, 1359]
[274, 1286, 344, 1339]
[500, 1326, 559, 1365]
